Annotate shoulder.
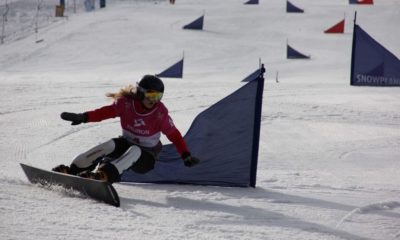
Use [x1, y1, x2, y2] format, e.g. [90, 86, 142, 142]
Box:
[154, 101, 171, 122]
[156, 101, 169, 114]
[115, 96, 136, 106]
[113, 96, 134, 114]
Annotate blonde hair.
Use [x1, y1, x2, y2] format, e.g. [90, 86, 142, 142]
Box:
[106, 85, 136, 100]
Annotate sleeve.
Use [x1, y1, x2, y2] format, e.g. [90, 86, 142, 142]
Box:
[86, 105, 118, 122]
[159, 105, 190, 157]
[166, 128, 190, 157]
[86, 97, 126, 122]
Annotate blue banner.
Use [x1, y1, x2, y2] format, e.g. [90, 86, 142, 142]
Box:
[242, 69, 261, 82]
[122, 67, 265, 187]
[351, 25, 400, 86]
[287, 44, 310, 59]
[287, 0, 304, 13]
[244, 0, 259, 5]
[183, 15, 204, 30]
[156, 58, 184, 78]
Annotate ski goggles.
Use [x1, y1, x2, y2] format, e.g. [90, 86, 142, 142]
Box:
[138, 86, 163, 102]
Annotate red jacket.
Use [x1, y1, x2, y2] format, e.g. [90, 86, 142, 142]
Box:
[86, 96, 189, 157]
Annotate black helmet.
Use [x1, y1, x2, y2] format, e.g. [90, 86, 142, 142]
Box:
[137, 75, 164, 101]
[138, 75, 164, 93]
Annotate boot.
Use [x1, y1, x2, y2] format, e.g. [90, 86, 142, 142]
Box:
[78, 163, 119, 183]
[98, 163, 120, 183]
[52, 164, 71, 174]
[52, 164, 81, 175]
[78, 169, 109, 182]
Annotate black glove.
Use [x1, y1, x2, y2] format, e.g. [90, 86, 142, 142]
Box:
[61, 112, 88, 125]
[182, 152, 200, 167]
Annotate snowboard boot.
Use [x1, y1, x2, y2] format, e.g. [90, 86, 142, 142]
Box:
[52, 164, 70, 174]
[52, 164, 81, 175]
[78, 163, 119, 183]
[78, 170, 109, 182]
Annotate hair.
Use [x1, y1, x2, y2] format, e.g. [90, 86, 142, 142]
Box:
[106, 85, 137, 100]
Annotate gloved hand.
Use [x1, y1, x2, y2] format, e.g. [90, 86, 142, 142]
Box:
[182, 152, 200, 167]
[61, 112, 88, 125]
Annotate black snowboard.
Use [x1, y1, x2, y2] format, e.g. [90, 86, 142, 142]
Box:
[20, 163, 120, 207]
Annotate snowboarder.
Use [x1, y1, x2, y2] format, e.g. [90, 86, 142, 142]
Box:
[53, 75, 200, 183]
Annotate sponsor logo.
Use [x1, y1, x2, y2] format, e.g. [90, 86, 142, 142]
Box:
[355, 74, 400, 85]
[134, 119, 145, 127]
[126, 124, 150, 135]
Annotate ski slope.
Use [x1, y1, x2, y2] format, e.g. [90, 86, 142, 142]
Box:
[1, 0, 399, 239]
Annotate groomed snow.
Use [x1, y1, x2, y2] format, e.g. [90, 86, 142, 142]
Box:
[1, 0, 399, 239]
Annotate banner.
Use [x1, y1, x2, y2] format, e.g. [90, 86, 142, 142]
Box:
[287, 0, 304, 13]
[156, 58, 184, 78]
[183, 15, 204, 30]
[287, 44, 310, 59]
[122, 66, 265, 187]
[324, 19, 344, 34]
[244, 0, 259, 5]
[350, 25, 400, 86]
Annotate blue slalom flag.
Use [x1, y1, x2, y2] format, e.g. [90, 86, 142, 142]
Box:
[287, 44, 310, 59]
[350, 25, 400, 86]
[156, 58, 184, 78]
[287, 0, 304, 13]
[242, 69, 261, 82]
[183, 15, 204, 30]
[122, 65, 266, 187]
[244, 0, 259, 5]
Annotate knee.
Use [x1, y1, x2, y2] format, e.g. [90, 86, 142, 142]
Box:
[130, 150, 155, 174]
[72, 139, 116, 167]
[109, 145, 142, 174]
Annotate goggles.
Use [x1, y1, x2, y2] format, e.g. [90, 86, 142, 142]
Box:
[137, 86, 163, 102]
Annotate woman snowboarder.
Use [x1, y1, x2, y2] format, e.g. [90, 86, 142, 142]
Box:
[53, 75, 199, 183]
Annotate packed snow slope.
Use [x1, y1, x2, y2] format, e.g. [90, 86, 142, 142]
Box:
[1, 0, 399, 239]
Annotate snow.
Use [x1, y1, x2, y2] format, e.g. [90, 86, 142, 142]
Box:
[1, 0, 400, 239]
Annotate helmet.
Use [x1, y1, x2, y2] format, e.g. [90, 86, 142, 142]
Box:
[138, 75, 164, 93]
[137, 75, 164, 101]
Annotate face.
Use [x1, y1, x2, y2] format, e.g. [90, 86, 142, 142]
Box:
[142, 97, 158, 109]
[141, 89, 163, 109]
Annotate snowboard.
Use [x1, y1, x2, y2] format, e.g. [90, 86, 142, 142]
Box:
[20, 163, 120, 207]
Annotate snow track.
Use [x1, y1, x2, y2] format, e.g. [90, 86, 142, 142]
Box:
[1, 0, 399, 239]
